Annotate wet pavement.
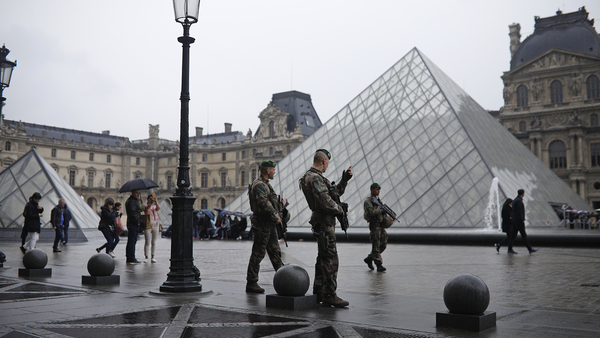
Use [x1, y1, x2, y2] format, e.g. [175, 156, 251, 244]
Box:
[0, 230, 599, 337]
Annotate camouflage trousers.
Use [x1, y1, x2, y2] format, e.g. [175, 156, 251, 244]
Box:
[367, 224, 387, 265]
[312, 220, 339, 299]
[246, 223, 283, 284]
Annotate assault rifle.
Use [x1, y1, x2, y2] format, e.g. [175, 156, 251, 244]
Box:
[371, 197, 397, 220]
[329, 181, 349, 239]
[276, 194, 289, 247]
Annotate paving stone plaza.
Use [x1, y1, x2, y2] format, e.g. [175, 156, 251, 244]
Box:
[1, 231, 599, 338]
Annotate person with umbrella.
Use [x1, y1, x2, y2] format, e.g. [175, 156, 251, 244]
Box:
[125, 189, 143, 264]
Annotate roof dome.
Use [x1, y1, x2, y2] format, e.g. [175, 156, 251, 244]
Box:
[511, 7, 600, 70]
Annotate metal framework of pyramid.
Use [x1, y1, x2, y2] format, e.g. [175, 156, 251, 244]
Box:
[0, 148, 99, 239]
[232, 47, 591, 229]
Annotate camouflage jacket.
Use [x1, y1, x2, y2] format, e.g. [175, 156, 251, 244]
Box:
[299, 167, 346, 221]
[248, 176, 279, 225]
[364, 196, 383, 224]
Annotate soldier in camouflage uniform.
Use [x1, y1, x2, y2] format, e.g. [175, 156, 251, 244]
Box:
[246, 160, 290, 293]
[363, 183, 389, 272]
[299, 149, 353, 308]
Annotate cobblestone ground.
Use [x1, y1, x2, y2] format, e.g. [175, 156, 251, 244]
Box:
[0, 235, 599, 337]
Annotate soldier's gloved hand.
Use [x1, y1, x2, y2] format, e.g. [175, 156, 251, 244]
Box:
[341, 167, 353, 183]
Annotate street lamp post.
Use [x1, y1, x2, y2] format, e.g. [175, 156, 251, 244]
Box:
[160, 0, 202, 293]
[0, 44, 17, 115]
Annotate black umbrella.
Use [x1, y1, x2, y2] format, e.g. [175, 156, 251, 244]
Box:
[119, 178, 159, 193]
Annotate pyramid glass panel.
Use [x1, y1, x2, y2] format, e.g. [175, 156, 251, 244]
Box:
[227, 48, 591, 230]
[0, 149, 100, 234]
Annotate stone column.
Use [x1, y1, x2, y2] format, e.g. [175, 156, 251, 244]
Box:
[569, 135, 576, 168]
[578, 136, 584, 166]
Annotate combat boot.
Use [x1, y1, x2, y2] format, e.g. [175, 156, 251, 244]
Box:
[376, 264, 386, 272]
[322, 296, 349, 308]
[245, 282, 265, 293]
[364, 256, 374, 270]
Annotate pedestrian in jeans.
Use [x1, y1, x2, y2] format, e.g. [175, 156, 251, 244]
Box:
[50, 199, 66, 252]
[97, 198, 117, 257]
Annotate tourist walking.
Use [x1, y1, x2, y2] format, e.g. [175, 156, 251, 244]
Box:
[22, 192, 43, 252]
[508, 189, 538, 254]
[125, 189, 142, 264]
[299, 149, 352, 308]
[50, 199, 66, 252]
[97, 198, 117, 257]
[245, 160, 289, 293]
[363, 183, 392, 272]
[61, 203, 72, 245]
[495, 198, 513, 253]
[143, 194, 160, 263]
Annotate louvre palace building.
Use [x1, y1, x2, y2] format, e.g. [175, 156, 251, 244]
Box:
[498, 7, 600, 208]
[0, 90, 322, 212]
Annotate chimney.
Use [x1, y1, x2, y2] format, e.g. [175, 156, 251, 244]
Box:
[196, 127, 203, 137]
[225, 123, 232, 133]
[102, 130, 110, 135]
[509, 23, 521, 58]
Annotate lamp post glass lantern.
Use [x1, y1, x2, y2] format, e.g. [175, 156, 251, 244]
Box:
[160, 0, 202, 293]
[0, 44, 17, 114]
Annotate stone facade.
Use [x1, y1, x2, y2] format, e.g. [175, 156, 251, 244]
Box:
[498, 8, 600, 208]
[0, 91, 320, 212]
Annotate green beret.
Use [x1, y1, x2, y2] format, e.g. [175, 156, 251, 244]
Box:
[371, 183, 381, 189]
[260, 160, 276, 168]
[316, 148, 331, 159]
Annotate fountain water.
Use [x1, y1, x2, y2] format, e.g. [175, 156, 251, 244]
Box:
[483, 177, 501, 231]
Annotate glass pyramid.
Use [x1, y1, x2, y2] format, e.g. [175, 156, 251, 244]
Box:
[227, 48, 591, 229]
[0, 148, 100, 233]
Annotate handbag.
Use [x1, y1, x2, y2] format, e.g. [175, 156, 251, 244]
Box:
[141, 214, 152, 230]
[114, 217, 124, 236]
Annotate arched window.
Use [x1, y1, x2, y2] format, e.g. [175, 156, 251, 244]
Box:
[549, 140, 567, 169]
[269, 121, 275, 137]
[591, 114, 598, 127]
[587, 75, 600, 99]
[519, 121, 527, 133]
[217, 197, 226, 209]
[200, 198, 208, 209]
[516, 85, 528, 107]
[87, 197, 97, 210]
[550, 80, 563, 103]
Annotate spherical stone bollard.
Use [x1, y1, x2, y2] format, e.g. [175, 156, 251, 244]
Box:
[87, 253, 115, 277]
[443, 274, 490, 315]
[23, 249, 48, 269]
[273, 264, 310, 297]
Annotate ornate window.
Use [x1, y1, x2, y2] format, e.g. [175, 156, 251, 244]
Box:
[200, 198, 208, 209]
[87, 171, 94, 188]
[71, 151, 76, 160]
[51, 148, 57, 158]
[221, 171, 227, 187]
[89, 153, 94, 161]
[240, 170, 246, 186]
[69, 170, 76, 186]
[516, 85, 528, 107]
[588, 75, 600, 99]
[519, 121, 526, 133]
[217, 197, 226, 209]
[269, 121, 275, 137]
[591, 114, 598, 127]
[105, 173, 111, 188]
[4, 141, 10, 151]
[549, 140, 567, 169]
[202, 154, 207, 162]
[201, 172, 208, 188]
[550, 80, 563, 103]
[591, 143, 600, 167]
[135, 157, 141, 165]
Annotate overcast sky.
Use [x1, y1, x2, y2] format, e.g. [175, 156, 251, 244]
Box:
[1, 1, 599, 141]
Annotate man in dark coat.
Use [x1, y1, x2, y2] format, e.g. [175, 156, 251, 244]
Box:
[508, 189, 538, 254]
[23, 192, 43, 252]
[125, 189, 142, 264]
[50, 199, 66, 252]
[61, 203, 72, 245]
